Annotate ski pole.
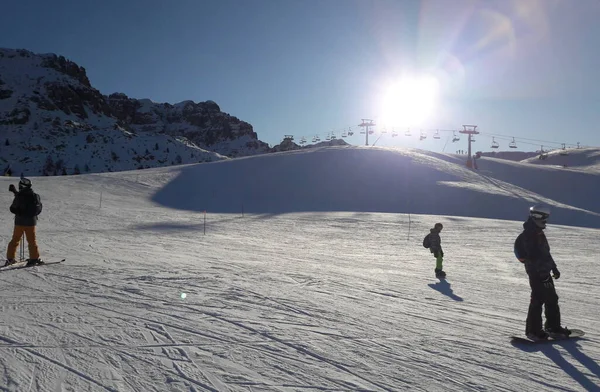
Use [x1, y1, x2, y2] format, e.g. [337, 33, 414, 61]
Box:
[20, 233, 24, 262]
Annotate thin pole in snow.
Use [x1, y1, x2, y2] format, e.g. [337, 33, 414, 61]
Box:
[203, 210, 206, 235]
[99, 191, 103, 208]
[407, 213, 411, 242]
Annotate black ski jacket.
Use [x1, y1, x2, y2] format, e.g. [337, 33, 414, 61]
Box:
[10, 188, 42, 227]
[520, 218, 556, 279]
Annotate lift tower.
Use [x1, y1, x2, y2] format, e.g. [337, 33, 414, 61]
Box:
[359, 119, 375, 146]
[459, 125, 480, 168]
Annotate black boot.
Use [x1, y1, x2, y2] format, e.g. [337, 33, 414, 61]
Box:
[26, 259, 43, 267]
[435, 268, 446, 278]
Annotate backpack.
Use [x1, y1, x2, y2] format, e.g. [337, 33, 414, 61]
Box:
[423, 234, 431, 248]
[22, 192, 42, 217]
[514, 232, 526, 262]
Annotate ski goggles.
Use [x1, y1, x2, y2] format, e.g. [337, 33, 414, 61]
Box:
[531, 211, 549, 221]
[18, 178, 31, 189]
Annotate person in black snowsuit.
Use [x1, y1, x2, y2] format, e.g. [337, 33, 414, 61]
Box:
[516, 205, 570, 340]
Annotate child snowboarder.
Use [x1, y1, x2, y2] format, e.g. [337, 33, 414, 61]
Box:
[424, 223, 445, 277]
[5, 176, 43, 267]
[514, 205, 570, 341]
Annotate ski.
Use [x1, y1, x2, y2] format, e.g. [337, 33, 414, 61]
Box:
[0, 258, 65, 272]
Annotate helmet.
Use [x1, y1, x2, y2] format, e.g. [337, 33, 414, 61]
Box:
[530, 204, 550, 228]
[18, 177, 32, 191]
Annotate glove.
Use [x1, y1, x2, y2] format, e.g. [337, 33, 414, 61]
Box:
[552, 268, 560, 280]
[8, 184, 15, 193]
[542, 276, 554, 289]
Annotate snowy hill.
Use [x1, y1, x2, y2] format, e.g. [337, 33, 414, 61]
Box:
[0, 146, 599, 390]
[521, 147, 600, 172]
[0, 48, 271, 176]
[152, 145, 600, 228]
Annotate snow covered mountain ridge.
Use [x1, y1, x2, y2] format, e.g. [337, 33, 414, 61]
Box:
[0, 48, 271, 176]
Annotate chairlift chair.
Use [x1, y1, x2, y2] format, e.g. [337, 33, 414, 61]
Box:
[419, 131, 427, 141]
[559, 143, 568, 156]
[509, 137, 517, 148]
[491, 137, 499, 149]
[342, 132, 348, 138]
[433, 130, 441, 139]
[452, 132, 460, 142]
[405, 129, 412, 136]
[331, 133, 337, 140]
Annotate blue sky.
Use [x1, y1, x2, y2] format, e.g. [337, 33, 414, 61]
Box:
[1, 0, 599, 152]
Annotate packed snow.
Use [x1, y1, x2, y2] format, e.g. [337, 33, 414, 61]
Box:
[0, 146, 598, 391]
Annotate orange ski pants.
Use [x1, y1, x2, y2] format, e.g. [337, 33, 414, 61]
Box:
[7, 225, 40, 260]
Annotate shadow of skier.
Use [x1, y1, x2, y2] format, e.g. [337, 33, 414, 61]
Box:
[511, 340, 600, 391]
[428, 279, 463, 301]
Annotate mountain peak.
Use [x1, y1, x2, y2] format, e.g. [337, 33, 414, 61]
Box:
[0, 48, 270, 176]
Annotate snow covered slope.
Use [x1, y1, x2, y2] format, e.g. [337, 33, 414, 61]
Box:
[152, 145, 600, 228]
[0, 150, 598, 391]
[521, 147, 600, 172]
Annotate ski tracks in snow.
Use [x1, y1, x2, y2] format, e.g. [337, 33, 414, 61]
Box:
[0, 208, 598, 391]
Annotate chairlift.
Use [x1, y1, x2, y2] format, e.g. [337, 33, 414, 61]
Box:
[300, 137, 306, 145]
[368, 129, 374, 135]
[284, 134, 294, 141]
[381, 127, 388, 134]
[559, 143, 569, 156]
[315, 135, 321, 142]
[405, 128, 412, 137]
[331, 133, 337, 140]
[312, 137, 317, 143]
[325, 133, 331, 141]
[509, 137, 517, 148]
[419, 130, 427, 141]
[347, 127, 354, 136]
[342, 131, 348, 138]
[491, 137, 499, 149]
[392, 131, 398, 137]
[433, 130, 441, 139]
[452, 132, 460, 142]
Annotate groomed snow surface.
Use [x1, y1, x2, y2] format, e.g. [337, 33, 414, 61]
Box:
[0, 146, 598, 391]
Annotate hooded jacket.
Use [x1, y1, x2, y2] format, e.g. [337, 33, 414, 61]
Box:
[10, 187, 42, 226]
[520, 217, 556, 279]
[428, 228, 442, 254]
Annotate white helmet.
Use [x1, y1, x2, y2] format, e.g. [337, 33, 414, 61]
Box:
[530, 204, 550, 228]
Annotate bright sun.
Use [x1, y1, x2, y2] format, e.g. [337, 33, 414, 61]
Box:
[379, 74, 440, 128]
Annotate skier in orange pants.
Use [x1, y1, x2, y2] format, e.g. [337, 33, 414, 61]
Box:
[5, 177, 43, 266]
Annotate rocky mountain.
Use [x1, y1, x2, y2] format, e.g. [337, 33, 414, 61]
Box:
[0, 48, 270, 176]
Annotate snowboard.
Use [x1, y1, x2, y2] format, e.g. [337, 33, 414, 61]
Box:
[511, 329, 585, 344]
[0, 258, 65, 272]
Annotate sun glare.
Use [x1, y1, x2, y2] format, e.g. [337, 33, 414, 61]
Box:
[379, 75, 440, 128]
